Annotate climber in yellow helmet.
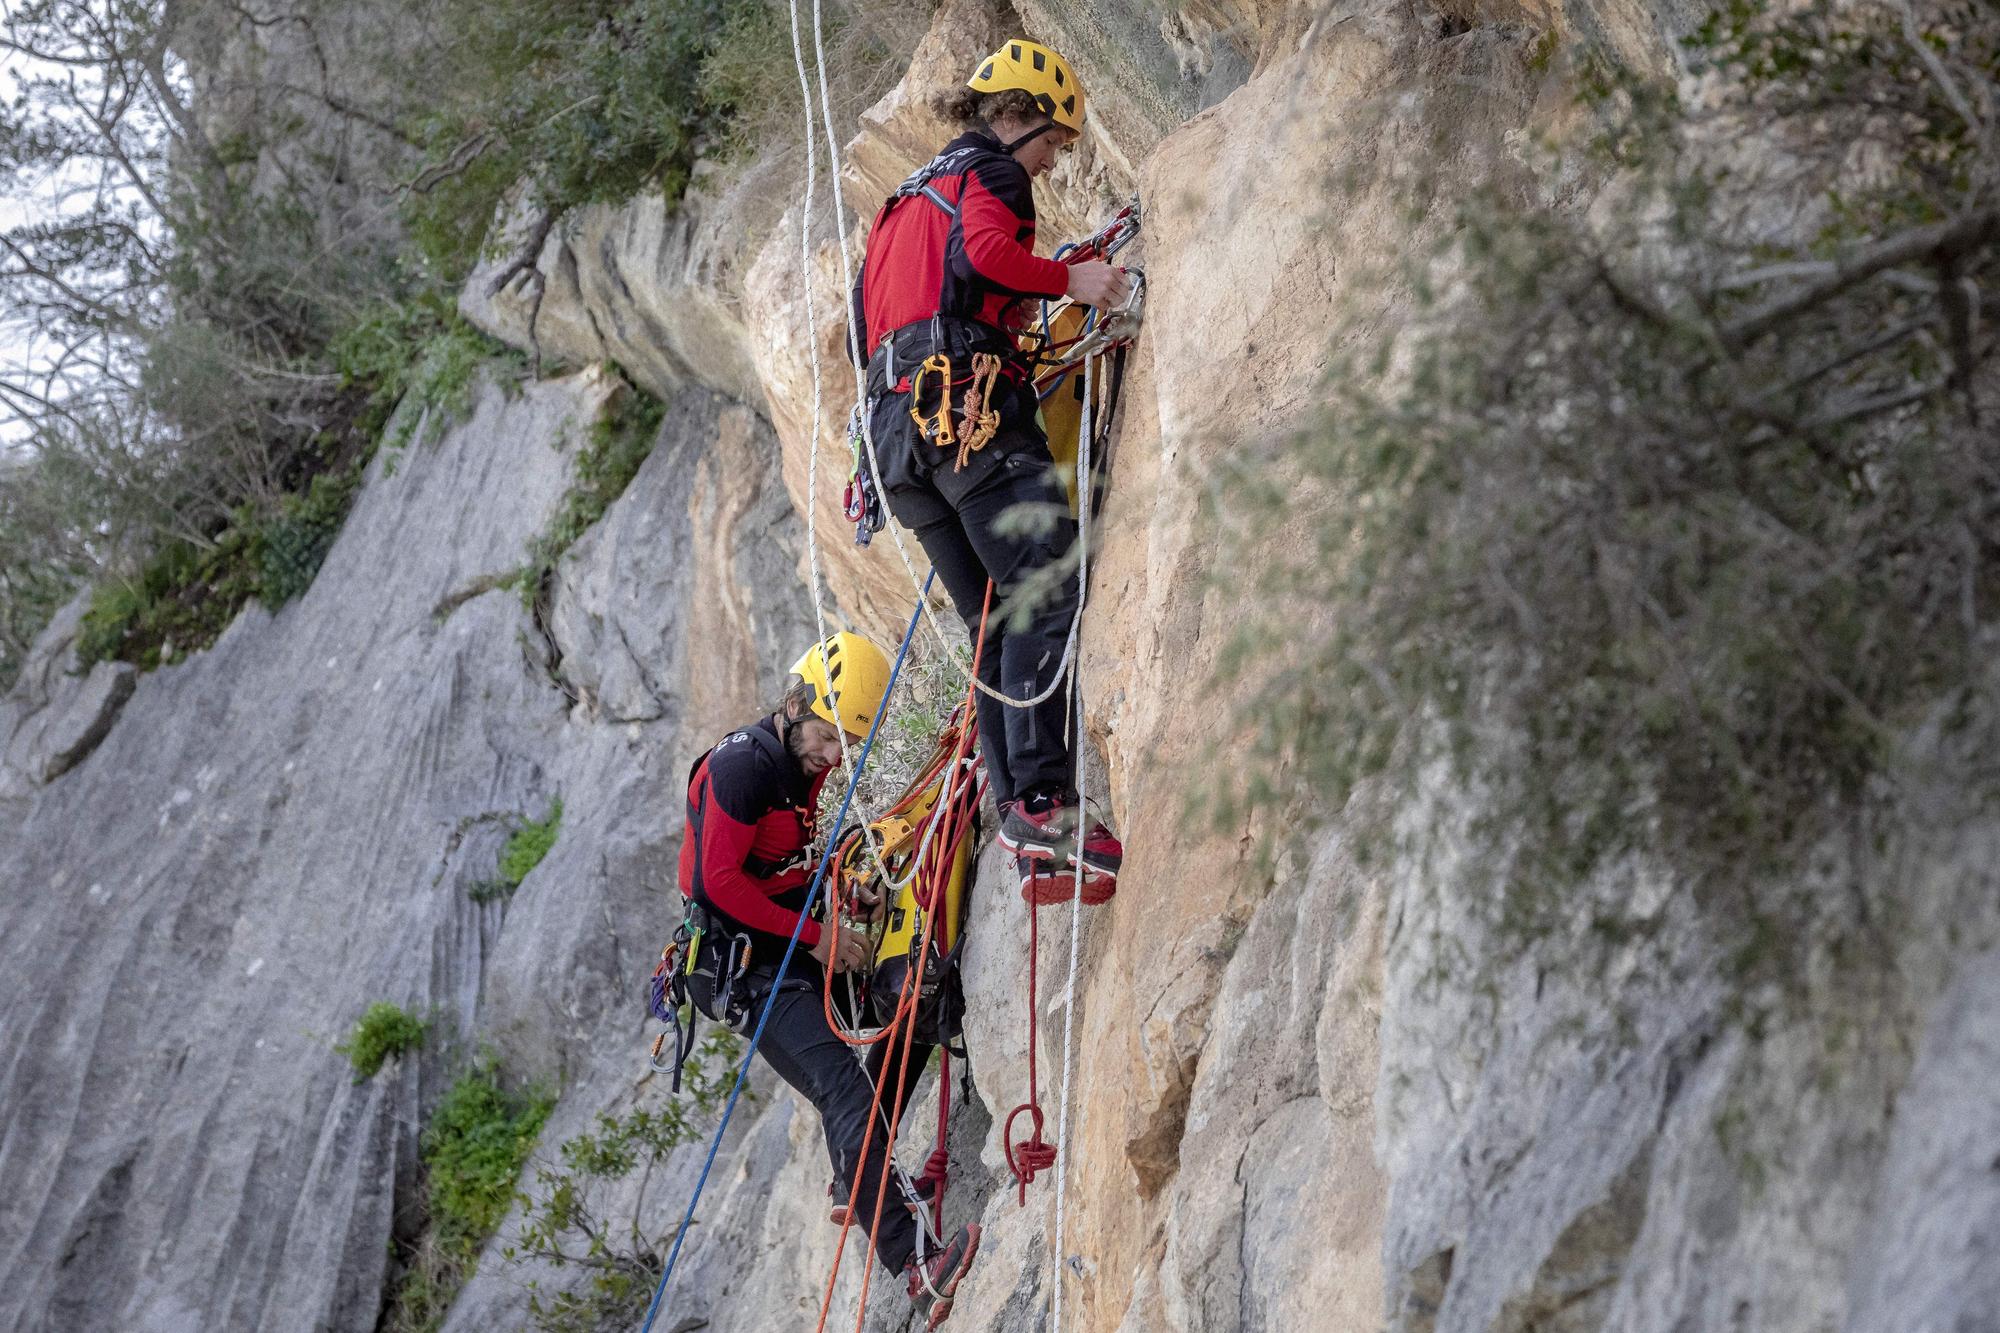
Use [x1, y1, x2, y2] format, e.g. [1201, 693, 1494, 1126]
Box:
[853, 39, 1127, 909]
[674, 632, 981, 1328]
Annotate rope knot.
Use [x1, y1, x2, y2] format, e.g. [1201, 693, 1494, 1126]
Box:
[1003, 1101, 1057, 1205]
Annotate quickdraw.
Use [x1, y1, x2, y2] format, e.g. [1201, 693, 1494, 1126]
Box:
[842, 403, 885, 547]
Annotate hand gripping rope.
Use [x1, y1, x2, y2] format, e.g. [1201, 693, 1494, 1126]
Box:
[636, 575, 931, 1333]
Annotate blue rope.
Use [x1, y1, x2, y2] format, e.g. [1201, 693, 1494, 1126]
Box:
[638, 573, 934, 1333]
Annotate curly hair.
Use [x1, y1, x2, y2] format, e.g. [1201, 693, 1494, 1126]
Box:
[930, 86, 1043, 129]
[771, 678, 817, 720]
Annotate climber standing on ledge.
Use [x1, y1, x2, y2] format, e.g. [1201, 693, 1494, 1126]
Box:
[852, 38, 1130, 903]
[674, 632, 979, 1328]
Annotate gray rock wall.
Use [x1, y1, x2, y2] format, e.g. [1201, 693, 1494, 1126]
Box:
[0, 367, 817, 1332]
[6, 2, 2000, 1332]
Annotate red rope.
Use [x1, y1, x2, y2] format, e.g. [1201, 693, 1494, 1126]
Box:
[922, 1048, 952, 1209]
[1003, 895, 1056, 1203]
[813, 583, 994, 1333]
[820, 712, 969, 1048]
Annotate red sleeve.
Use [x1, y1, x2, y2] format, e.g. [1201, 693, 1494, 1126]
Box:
[695, 778, 822, 948]
[959, 166, 1069, 299]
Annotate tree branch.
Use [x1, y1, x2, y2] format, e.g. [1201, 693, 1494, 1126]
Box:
[1723, 209, 2000, 348]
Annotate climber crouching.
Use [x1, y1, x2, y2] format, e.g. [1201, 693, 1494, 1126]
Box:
[672, 632, 978, 1328]
[851, 38, 1128, 905]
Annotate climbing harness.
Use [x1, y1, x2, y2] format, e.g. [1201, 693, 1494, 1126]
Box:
[810, 584, 994, 1333]
[647, 9, 1134, 1331]
[636, 578, 930, 1333]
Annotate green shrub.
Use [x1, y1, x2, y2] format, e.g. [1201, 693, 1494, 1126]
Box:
[387, 1065, 553, 1333]
[1216, 1, 1999, 964]
[398, 0, 912, 281]
[259, 469, 362, 608]
[516, 381, 665, 607]
[72, 464, 365, 671]
[403, 0, 739, 280]
[482, 799, 564, 900]
[508, 1033, 743, 1332]
[337, 1002, 427, 1082]
[75, 526, 262, 672]
[332, 302, 522, 457]
[428, 1070, 554, 1249]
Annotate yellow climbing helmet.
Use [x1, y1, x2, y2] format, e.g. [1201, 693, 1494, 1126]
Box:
[790, 631, 895, 737]
[968, 39, 1085, 135]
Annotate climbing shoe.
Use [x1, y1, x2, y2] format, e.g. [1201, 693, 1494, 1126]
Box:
[1016, 852, 1115, 907]
[1074, 819, 1123, 878]
[906, 1222, 981, 1329]
[996, 791, 1079, 860]
[828, 1171, 937, 1227]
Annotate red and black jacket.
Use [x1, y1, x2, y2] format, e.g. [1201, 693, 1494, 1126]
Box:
[853, 130, 1070, 372]
[678, 717, 830, 955]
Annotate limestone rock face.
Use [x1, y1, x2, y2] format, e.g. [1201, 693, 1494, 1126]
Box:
[0, 367, 816, 1331]
[7, 1, 2000, 1332]
[0, 598, 137, 798]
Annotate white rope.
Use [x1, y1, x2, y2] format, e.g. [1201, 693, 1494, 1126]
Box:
[786, 14, 1108, 1324]
[798, 0, 1086, 711]
[786, 0, 996, 902]
[788, 0, 901, 892]
[1050, 353, 1094, 1333]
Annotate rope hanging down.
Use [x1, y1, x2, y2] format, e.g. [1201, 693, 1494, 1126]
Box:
[773, 6, 1126, 1328]
[812, 585, 993, 1333]
[1048, 356, 1096, 1333]
[637, 576, 931, 1333]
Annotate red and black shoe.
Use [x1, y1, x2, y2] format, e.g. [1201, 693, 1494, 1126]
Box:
[1073, 818, 1122, 879]
[906, 1223, 981, 1329]
[996, 791, 1079, 861]
[1016, 850, 1116, 906]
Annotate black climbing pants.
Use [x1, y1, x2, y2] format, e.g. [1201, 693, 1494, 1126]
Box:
[870, 384, 1079, 809]
[691, 966, 933, 1272]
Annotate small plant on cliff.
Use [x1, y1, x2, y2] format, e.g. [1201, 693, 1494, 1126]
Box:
[331, 300, 525, 457]
[472, 798, 566, 902]
[1216, 1, 2000, 971]
[504, 1033, 744, 1332]
[514, 377, 666, 609]
[338, 1003, 428, 1082]
[74, 465, 365, 672]
[387, 1063, 554, 1333]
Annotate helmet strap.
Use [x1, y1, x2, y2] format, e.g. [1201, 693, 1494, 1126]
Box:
[996, 120, 1060, 156]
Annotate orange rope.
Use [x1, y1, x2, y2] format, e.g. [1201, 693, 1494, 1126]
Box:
[820, 711, 970, 1046]
[812, 582, 994, 1332]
